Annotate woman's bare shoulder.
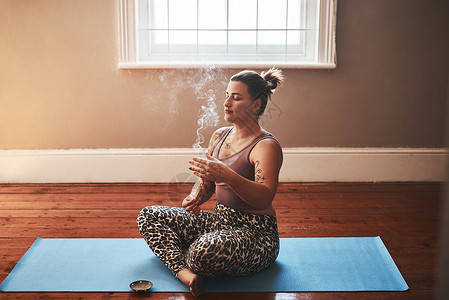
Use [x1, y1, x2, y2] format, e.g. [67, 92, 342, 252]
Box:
[207, 126, 232, 153]
[214, 126, 231, 137]
[251, 137, 283, 161]
[259, 134, 282, 149]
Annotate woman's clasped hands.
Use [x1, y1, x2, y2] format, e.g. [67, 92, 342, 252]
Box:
[182, 194, 200, 215]
[189, 153, 229, 183]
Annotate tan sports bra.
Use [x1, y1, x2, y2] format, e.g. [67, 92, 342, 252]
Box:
[211, 127, 278, 211]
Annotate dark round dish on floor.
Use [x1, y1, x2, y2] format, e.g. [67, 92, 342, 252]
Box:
[129, 280, 153, 292]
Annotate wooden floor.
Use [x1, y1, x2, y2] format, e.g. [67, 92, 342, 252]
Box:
[0, 182, 443, 299]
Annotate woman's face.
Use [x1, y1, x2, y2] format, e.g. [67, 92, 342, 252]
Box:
[224, 80, 258, 124]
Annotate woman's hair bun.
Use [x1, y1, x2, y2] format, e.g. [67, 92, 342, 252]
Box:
[230, 68, 285, 116]
[261, 68, 285, 90]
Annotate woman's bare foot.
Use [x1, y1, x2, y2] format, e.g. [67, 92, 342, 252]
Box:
[177, 268, 203, 297]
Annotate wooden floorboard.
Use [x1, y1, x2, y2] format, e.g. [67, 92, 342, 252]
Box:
[0, 182, 443, 299]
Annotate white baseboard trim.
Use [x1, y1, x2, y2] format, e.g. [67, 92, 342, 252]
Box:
[0, 148, 447, 183]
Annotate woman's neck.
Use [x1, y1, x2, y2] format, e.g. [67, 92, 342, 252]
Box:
[232, 120, 263, 141]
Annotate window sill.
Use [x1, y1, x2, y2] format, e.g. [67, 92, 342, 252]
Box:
[117, 61, 336, 70]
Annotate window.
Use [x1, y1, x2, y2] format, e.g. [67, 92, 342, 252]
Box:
[119, 0, 337, 68]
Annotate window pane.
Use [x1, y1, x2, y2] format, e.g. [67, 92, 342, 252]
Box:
[153, 0, 168, 29]
[287, 30, 304, 48]
[170, 30, 197, 45]
[287, 0, 303, 29]
[169, 0, 197, 29]
[199, 30, 227, 45]
[258, 0, 286, 29]
[198, 0, 226, 30]
[229, 31, 256, 46]
[154, 29, 169, 45]
[198, 38, 227, 55]
[258, 30, 285, 45]
[228, 0, 257, 29]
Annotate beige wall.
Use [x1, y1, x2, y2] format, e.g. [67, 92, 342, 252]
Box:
[0, 0, 448, 149]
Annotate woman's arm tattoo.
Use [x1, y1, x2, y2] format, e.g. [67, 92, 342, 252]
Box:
[192, 179, 216, 204]
[254, 160, 265, 184]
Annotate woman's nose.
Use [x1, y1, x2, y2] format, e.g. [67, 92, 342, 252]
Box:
[224, 97, 231, 107]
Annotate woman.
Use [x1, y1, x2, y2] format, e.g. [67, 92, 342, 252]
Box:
[137, 68, 284, 296]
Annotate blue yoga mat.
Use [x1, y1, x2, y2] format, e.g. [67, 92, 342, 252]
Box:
[0, 237, 408, 292]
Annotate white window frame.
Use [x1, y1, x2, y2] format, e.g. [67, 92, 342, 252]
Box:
[118, 0, 337, 69]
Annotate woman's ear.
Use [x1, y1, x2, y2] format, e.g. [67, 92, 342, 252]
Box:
[253, 99, 262, 113]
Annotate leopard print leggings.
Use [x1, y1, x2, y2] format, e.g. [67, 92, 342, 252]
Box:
[137, 202, 279, 277]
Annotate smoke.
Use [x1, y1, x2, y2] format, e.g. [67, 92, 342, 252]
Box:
[140, 67, 227, 148]
[192, 89, 218, 149]
[188, 67, 226, 150]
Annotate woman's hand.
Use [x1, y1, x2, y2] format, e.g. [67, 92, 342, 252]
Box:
[189, 153, 229, 183]
[182, 194, 201, 215]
